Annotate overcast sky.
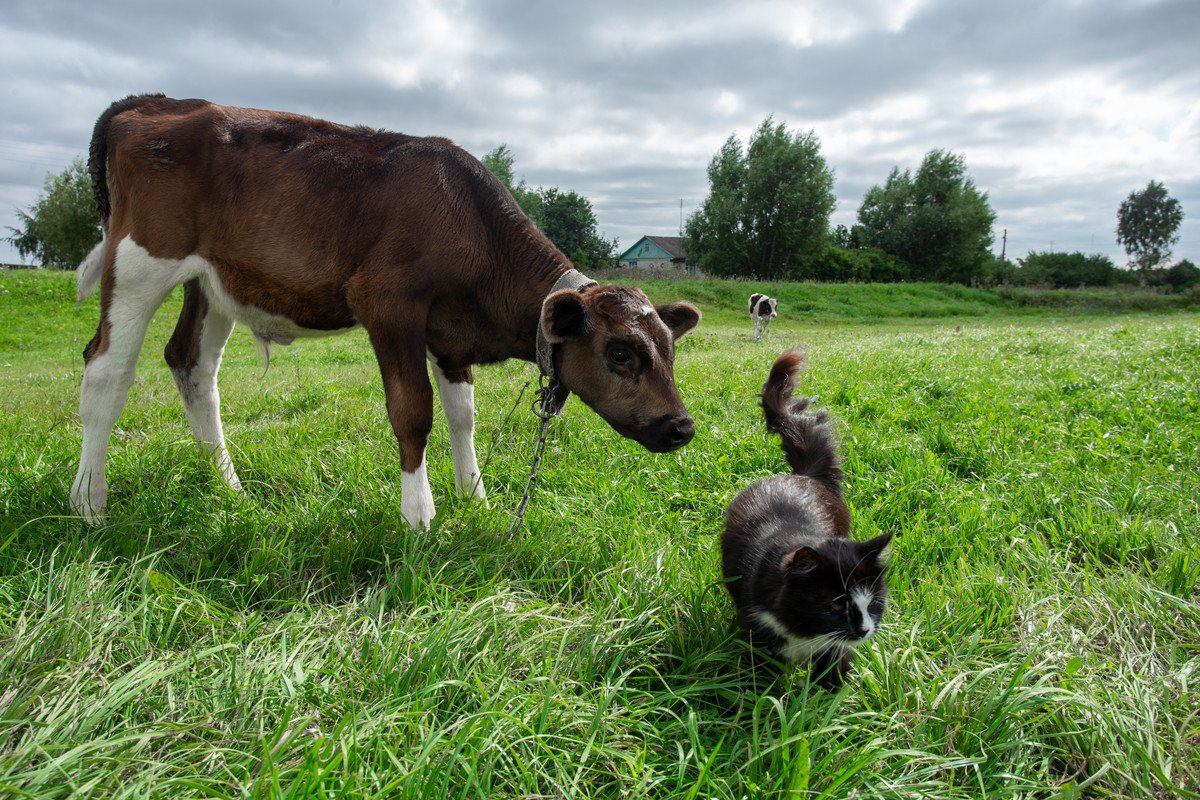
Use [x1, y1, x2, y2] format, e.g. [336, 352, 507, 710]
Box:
[2, 0, 1197, 268]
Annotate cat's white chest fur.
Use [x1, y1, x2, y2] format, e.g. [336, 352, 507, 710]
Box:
[750, 609, 832, 661]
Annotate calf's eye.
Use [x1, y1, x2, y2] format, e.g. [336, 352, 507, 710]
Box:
[608, 346, 632, 366]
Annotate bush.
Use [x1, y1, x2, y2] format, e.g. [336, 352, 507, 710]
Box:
[1162, 259, 1200, 293]
[1009, 251, 1124, 288]
[975, 255, 1016, 287]
[807, 246, 911, 282]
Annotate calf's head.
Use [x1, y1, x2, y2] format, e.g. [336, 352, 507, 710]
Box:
[541, 285, 700, 452]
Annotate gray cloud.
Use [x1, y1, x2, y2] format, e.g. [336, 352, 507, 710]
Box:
[2, 0, 1196, 268]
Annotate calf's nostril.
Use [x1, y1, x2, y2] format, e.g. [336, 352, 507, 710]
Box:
[669, 417, 695, 445]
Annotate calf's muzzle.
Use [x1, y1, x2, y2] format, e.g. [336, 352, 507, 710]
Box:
[643, 413, 695, 453]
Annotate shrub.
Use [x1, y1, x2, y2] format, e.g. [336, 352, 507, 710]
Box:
[1010, 251, 1122, 288]
[807, 246, 911, 282]
[1161, 259, 1200, 292]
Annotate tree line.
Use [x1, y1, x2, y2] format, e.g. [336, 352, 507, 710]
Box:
[6, 126, 1191, 291]
[684, 117, 1192, 290]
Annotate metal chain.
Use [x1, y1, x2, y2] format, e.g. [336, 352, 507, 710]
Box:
[505, 373, 563, 539]
[508, 268, 591, 538]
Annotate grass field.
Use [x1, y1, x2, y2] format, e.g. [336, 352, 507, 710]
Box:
[1, 269, 1198, 798]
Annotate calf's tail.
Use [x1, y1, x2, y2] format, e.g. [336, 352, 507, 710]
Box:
[75, 234, 107, 305]
[77, 93, 167, 305]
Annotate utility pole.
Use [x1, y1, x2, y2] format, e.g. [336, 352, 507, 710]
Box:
[679, 199, 683, 237]
[1000, 228, 1007, 261]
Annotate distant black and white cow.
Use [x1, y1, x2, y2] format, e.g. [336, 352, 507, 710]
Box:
[70, 94, 702, 529]
[748, 293, 778, 342]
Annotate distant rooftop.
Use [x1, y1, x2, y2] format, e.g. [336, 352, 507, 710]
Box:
[644, 236, 687, 260]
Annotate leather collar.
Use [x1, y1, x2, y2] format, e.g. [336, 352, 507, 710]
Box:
[535, 269, 597, 381]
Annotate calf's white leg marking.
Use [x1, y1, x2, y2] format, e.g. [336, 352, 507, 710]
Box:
[433, 365, 487, 501]
[401, 456, 436, 530]
[170, 305, 241, 491]
[71, 236, 189, 521]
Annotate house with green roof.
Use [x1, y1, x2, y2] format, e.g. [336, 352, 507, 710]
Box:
[617, 236, 695, 272]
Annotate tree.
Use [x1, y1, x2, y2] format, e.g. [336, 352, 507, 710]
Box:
[481, 144, 516, 189]
[480, 145, 615, 268]
[481, 144, 541, 217]
[535, 187, 617, 269]
[684, 136, 747, 276]
[856, 150, 996, 283]
[831, 224, 858, 249]
[5, 157, 101, 268]
[686, 117, 835, 279]
[1116, 181, 1184, 287]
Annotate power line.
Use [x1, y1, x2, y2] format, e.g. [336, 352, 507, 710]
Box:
[0, 154, 73, 171]
[0, 142, 79, 163]
[0, 142, 74, 153]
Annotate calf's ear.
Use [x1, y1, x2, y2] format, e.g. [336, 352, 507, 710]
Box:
[655, 302, 701, 340]
[540, 289, 590, 343]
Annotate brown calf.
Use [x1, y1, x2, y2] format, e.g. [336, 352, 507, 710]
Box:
[71, 94, 700, 528]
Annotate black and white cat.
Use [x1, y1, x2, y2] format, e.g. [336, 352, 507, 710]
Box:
[722, 350, 893, 688]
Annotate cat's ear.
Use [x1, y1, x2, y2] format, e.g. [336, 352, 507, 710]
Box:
[781, 547, 822, 575]
[861, 532, 894, 558]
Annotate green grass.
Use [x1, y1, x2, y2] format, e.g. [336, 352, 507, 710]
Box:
[1, 269, 1198, 798]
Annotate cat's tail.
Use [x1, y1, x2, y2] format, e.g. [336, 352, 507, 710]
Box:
[760, 350, 843, 493]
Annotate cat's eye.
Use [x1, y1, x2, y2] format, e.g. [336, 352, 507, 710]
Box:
[832, 601, 846, 612]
